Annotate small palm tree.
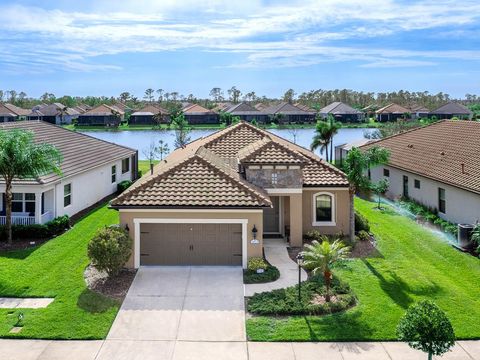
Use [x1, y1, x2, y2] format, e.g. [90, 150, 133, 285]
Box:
[301, 237, 350, 302]
[0, 129, 62, 244]
[311, 121, 331, 161]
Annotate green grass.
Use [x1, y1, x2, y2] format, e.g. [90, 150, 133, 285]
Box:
[246, 197, 480, 341]
[138, 160, 159, 176]
[0, 204, 120, 339]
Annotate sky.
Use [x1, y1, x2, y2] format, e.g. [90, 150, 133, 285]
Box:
[0, 0, 479, 99]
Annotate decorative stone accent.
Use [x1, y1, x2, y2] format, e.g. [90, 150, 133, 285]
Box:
[246, 168, 303, 189]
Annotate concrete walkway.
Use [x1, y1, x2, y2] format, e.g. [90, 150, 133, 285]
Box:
[1, 339, 479, 359]
[244, 238, 307, 297]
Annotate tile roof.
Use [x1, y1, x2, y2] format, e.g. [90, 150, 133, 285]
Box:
[239, 138, 309, 165]
[263, 102, 312, 115]
[2, 103, 30, 116]
[376, 103, 411, 114]
[320, 102, 362, 115]
[81, 104, 125, 116]
[430, 102, 472, 115]
[254, 103, 269, 111]
[294, 103, 316, 112]
[27, 103, 80, 117]
[131, 104, 168, 116]
[226, 102, 260, 114]
[111, 153, 271, 208]
[361, 120, 480, 194]
[183, 104, 215, 114]
[0, 121, 136, 185]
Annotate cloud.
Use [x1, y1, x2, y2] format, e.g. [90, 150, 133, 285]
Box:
[0, 0, 479, 72]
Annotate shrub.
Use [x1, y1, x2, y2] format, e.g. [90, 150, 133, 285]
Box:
[244, 265, 280, 284]
[117, 180, 132, 193]
[87, 226, 132, 277]
[137, 169, 143, 178]
[247, 257, 268, 272]
[304, 229, 323, 242]
[0, 215, 70, 241]
[46, 215, 70, 236]
[357, 230, 370, 242]
[355, 212, 370, 233]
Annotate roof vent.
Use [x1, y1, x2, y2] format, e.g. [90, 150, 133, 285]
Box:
[461, 163, 466, 174]
[440, 151, 445, 156]
[407, 144, 414, 148]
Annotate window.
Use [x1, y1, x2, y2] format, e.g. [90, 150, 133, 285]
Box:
[122, 158, 130, 174]
[313, 192, 335, 226]
[271, 172, 278, 185]
[111, 165, 117, 183]
[383, 168, 390, 177]
[64, 183, 72, 207]
[414, 179, 421, 189]
[25, 193, 35, 214]
[438, 188, 446, 214]
[12, 193, 23, 212]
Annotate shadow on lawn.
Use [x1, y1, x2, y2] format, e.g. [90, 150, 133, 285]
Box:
[77, 289, 118, 314]
[0, 243, 45, 260]
[363, 259, 443, 309]
[302, 310, 374, 341]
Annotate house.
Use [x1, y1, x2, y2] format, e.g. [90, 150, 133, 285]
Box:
[294, 103, 317, 113]
[361, 120, 480, 225]
[263, 102, 316, 124]
[72, 104, 91, 114]
[225, 102, 268, 123]
[182, 104, 219, 124]
[335, 139, 373, 165]
[111, 121, 351, 268]
[375, 103, 412, 122]
[27, 103, 80, 124]
[0, 121, 138, 225]
[429, 102, 472, 120]
[319, 102, 364, 123]
[254, 103, 269, 111]
[129, 104, 169, 125]
[0, 103, 30, 122]
[77, 104, 125, 126]
[408, 104, 430, 119]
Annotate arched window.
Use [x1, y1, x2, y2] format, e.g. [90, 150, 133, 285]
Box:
[312, 192, 335, 226]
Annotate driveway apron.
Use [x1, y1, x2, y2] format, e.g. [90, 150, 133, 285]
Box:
[107, 266, 246, 343]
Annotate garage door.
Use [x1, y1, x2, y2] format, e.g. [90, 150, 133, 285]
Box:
[140, 223, 243, 266]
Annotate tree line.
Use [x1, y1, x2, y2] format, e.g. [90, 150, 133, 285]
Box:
[1, 88, 478, 111]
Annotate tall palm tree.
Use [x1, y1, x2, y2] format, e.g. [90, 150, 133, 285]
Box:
[301, 237, 350, 302]
[327, 114, 341, 162]
[344, 147, 390, 240]
[0, 129, 62, 244]
[311, 120, 331, 161]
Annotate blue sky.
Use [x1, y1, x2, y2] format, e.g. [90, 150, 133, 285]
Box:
[0, 0, 479, 98]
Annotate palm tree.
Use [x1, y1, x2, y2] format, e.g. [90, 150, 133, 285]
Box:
[344, 147, 390, 240]
[301, 237, 350, 302]
[310, 120, 332, 161]
[327, 114, 341, 162]
[0, 129, 62, 245]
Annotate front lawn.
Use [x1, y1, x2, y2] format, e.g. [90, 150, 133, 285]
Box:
[246, 197, 480, 341]
[0, 204, 120, 339]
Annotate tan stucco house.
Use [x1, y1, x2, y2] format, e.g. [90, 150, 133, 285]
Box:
[111, 122, 351, 269]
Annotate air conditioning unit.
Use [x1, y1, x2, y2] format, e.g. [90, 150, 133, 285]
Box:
[457, 224, 475, 249]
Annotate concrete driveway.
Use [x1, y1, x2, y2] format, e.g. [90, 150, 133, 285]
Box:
[107, 266, 246, 343]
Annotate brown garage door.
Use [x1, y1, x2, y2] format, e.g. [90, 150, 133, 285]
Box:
[140, 223, 242, 266]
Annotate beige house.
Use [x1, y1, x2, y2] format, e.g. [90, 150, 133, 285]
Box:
[111, 122, 351, 269]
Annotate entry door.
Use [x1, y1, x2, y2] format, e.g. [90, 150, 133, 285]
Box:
[403, 175, 409, 198]
[264, 197, 280, 233]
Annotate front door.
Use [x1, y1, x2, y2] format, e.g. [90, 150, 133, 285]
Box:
[403, 175, 409, 198]
[263, 196, 280, 233]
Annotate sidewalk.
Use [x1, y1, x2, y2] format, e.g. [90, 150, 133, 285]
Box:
[244, 238, 307, 297]
[1, 339, 479, 359]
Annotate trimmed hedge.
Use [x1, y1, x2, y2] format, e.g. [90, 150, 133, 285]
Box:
[244, 264, 280, 284]
[247, 275, 356, 315]
[117, 180, 132, 193]
[0, 215, 70, 241]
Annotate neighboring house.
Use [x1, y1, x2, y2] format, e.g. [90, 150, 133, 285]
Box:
[213, 102, 233, 112]
[129, 104, 169, 125]
[294, 103, 317, 113]
[225, 102, 268, 123]
[111, 121, 351, 268]
[319, 102, 364, 123]
[375, 103, 412, 122]
[0, 103, 30, 122]
[0, 121, 138, 225]
[254, 103, 269, 111]
[263, 102, 316, 124]
[27, 103, 80, 124]
[430, 102, 473, 120]
[77, 104, 125, 126]
[182, 104, 219, 124]
[362, 120, 480, 225]
[335, 139, 374, 165]
[72, 104, 91, 114]
[408, 104, 430, 119]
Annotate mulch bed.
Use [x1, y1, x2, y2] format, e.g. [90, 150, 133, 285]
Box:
[84, 264, 137, 301]
[0, 238, 48, 252]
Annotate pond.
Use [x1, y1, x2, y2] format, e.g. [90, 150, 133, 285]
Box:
[81, 127, 372, 160]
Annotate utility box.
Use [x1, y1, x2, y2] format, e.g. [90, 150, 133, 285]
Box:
[458, 224, 475, 249]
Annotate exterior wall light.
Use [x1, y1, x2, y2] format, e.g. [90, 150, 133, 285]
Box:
[251, 225, 259, 244]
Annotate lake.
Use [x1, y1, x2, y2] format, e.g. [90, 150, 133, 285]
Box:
[81, 127, 371, 160]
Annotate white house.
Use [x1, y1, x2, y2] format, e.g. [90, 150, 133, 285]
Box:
[0, 121, 138, 225]
[27, 103, 81, 125]
[362, 120, 480, 225]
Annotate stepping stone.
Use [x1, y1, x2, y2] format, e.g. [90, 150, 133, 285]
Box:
[0, 297, 54, 309]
